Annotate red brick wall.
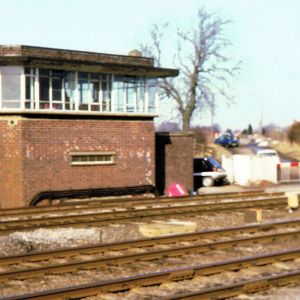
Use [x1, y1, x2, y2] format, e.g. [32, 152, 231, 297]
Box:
[0, 117, 23, 208]
[155, 132, 194, 195]
[0, 116, 155, 208]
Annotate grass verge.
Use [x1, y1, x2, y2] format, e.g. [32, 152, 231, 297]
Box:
[194, 143, 231, 162]
[272, 141, 300, 161]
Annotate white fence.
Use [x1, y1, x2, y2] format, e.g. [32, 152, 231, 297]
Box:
[222, 155, 278, 185]
[277, 162, 300, 183]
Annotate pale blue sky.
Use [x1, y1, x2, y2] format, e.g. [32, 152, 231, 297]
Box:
[0, 0, 299, 130]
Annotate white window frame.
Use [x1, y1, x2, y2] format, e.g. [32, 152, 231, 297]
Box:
[145, 79, 149, 113]
[74, 71, 79, 110]
[111, 74, 115, 112]
[20, 69, 26, 109]
[19, 68, 158, 114]
[35, 68, 39, 109]
[70, 152, 116, 166]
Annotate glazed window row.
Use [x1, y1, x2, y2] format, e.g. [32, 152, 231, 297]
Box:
[0, 66, 157, 114]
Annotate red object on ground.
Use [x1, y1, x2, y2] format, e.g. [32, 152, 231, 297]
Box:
[166, 183, 188, 197]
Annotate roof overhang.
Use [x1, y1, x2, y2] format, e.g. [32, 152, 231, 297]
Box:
[0, 45, 179, 78]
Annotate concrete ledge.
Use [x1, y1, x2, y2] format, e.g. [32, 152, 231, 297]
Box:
[139, 220, 197, 237]
[285, 192, 299, 209]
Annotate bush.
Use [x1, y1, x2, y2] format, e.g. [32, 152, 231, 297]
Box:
[192, 127, 208, 145]
[287, 121, 300, 144]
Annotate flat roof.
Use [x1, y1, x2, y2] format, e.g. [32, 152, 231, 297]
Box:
[0, 45, 178, 78]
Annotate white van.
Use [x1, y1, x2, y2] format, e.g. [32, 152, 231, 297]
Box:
[256, 149, 280, 163]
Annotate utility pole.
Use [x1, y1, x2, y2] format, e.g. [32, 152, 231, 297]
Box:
[210, 94, 216, 141]
[259, 98, 264, 135]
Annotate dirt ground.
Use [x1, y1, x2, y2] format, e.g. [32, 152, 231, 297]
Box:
[1, 185, 300, 299]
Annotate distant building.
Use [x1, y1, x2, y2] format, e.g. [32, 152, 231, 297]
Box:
[0, 45, 178, 208]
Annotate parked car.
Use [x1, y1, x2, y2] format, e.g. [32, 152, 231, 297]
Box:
[214, 134, 239, 147]
[256, 140, 269, 147]
[256, 149, 280, 163]
[193, 157, 228, 189]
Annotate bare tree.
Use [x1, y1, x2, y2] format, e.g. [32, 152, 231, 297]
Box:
[141, 8, 240, 131]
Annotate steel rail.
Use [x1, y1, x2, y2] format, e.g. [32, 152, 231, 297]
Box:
[2, 217, 299, 267]
[1, 193, 281, 221]
[0, 190, 275, 218]
[162, 271, 300, 299]
[0, 196, 288, 234]
[61, 189, 271, 207]
[1, 224, 300, 282]
[3, 248, 300, 300]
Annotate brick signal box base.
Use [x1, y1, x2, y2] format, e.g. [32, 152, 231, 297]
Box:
[155, 132, 194, 195]
[0, 115, 155, 208]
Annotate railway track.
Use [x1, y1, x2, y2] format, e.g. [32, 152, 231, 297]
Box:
[0, 190, 297, 299]
[0, 190, 279, 220]
[0, 196, 288, 234]
[0, 218, 300, 290]
[162, 271, 300, 299]
[1, 217, 300, 269]
[2, 218, 299, 267]
[3, 248, 300, 300]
